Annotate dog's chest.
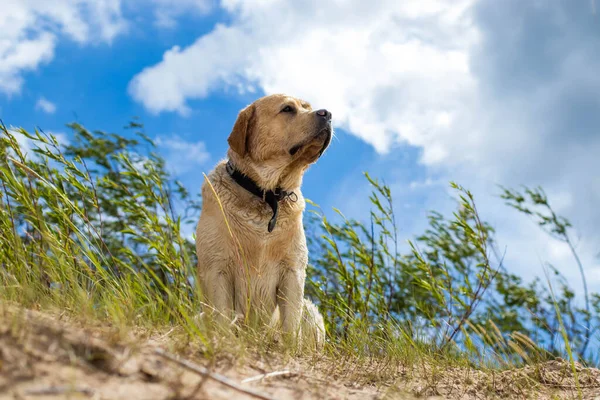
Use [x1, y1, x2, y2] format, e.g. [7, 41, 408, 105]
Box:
[228, 200, 306, 270]
[233, 196, 301, 235]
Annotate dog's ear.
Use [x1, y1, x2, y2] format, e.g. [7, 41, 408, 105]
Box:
[228, 104, 255, 157]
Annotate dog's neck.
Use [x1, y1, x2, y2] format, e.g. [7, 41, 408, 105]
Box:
[225, 157, 301, 233]
[227, 150, 306, 193]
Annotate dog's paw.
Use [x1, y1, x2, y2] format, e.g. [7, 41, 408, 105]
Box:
[272, 331, 282, 344]
[229, 312, 245, 335]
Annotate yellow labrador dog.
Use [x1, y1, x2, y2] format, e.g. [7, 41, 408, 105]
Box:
[196, 94, 331, 348]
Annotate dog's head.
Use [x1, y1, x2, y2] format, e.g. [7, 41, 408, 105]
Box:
[227, 94, 332, 189]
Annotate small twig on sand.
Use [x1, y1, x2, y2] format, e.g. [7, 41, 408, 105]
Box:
[24, 386, 94, 396]
[154, 348, 276, 400]
[242, 370, 297, 384]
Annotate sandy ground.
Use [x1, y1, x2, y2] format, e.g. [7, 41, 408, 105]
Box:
[1, 307, 599, 400]
[0, 307, 392, 400]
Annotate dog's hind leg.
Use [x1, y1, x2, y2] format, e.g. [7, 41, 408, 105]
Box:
[301, 298, 325, 350]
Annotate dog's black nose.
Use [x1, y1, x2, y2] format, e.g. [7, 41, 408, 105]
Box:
[316, 109, 332, 121]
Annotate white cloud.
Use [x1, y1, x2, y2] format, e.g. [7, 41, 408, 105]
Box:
[129, 0, 479, 158]
[35, 97, 57, 114]
[154, 135, 210, 175]
[0, 0, 126, 95]
[150, 0, 214, 28]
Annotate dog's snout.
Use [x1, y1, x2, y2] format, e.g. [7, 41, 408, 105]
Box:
[316, 109, 332, 121]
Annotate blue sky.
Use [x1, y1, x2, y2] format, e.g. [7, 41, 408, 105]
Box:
[1, 0, 599, 294]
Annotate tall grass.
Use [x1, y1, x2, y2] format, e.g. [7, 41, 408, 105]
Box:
[1, 120, 597, 372]
[0, 123, 206, 342]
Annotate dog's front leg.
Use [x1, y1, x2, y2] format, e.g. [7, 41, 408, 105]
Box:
[200, 267, 234, 329]
[277, 268, 305, 345]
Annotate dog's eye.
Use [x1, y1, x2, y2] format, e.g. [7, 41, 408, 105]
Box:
[280, 105, 295, 113]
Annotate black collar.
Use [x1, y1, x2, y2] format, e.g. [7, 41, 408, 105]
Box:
[226, 160, 297, 232]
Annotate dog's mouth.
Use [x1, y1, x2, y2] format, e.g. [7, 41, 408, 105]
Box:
[316, 126, 332, 157]
[289, 126, 332, 158]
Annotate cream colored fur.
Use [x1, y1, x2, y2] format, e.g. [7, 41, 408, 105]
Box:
[195, 94, 330, 349]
